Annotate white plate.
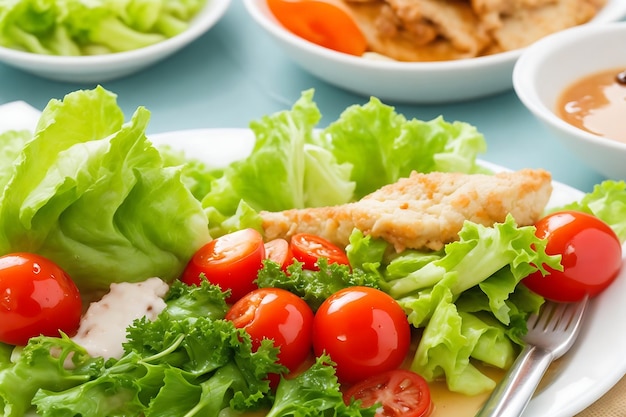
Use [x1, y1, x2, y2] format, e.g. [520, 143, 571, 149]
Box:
[243, 0, 626, 104]
[150, 128, 626, 417]
[0, 0, 232, 83]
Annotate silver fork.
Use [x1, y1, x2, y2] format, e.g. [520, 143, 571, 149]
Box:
[475, 295, 589, 417]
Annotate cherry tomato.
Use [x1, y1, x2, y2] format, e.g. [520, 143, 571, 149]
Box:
[267, 0, 367, 56]
[0, 252, 82, 346]
[343, 369, 432, 417]
[181, 228, 265, 303]
[523, 211, 622, 302]
[226, 288, 314, 375]
[290, 233, 350, 271]
[312, 286, 411, 383]
[265, 238, 293, 271]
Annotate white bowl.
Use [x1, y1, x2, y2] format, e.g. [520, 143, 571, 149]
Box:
[0, 0, 232, 83]
[244, 0, 626, 104]
[513, 22, 626, 181]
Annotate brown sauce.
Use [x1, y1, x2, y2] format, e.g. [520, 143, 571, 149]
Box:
[556, 67, 626, 143]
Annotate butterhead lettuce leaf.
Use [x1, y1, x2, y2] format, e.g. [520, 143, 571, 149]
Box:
[200, 90, 356, 236]
[0, 86, 210, 295]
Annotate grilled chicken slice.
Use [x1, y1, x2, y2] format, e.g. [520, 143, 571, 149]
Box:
[261, 169, 552, 252]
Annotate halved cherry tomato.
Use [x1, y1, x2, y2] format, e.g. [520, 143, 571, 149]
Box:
[290, 233, 350, 271]
[265, 238, 293, 271]
[181, 228, 265, 303]
[523, 211, 622, 302]
[343, 369, 433, 417]
[0, 252, 82, 346]
[267, 0, 368, 56]
[312, 286, 411, 383]
[226, 288, 314, 376]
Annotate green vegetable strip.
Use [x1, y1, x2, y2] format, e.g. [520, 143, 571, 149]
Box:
[0, 0, 207, 55]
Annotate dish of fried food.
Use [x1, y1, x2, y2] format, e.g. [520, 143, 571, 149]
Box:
[338, 0, 606, 61]
[261, 168, 552, 252]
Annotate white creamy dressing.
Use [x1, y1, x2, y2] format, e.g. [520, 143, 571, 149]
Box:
[71, 277, 169, 359]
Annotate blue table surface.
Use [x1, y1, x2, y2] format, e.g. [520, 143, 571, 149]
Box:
[0, 1, 610, 193]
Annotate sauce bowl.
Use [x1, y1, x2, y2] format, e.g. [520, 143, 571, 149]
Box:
[513, 22, 626, 181]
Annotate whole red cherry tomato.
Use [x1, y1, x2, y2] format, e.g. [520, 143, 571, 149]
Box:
[312, 286, 411, 383]
[289, 233, 350, 271]
[344, 369, 433, 417]
[523, 211, 622, 302]
[0, 252, 82, 346]
[226, 288, 314, 375]
[266, 0, 367, 56]
[181, 228, 265, 303]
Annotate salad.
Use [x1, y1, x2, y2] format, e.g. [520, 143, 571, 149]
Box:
[0, 86, 625, 417]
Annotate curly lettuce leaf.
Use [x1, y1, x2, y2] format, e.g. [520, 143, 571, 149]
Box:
[161, 280, 229, 322]
[256, 257, 380, 312]
[347, 216, 555, 395]
[0, 335, 103, 417]
[0, 86, 210, 295]
[266, 354, 377, 417]
[382, 215, 560, 305]
[550, 180, 626, 243]
[321, 97, 489, 199]
[1, 282, 282, 417]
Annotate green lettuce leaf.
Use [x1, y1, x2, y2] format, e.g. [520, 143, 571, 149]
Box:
[0, 282, 282, 417]
[0, 86, 210, 295]
[160, 280, 229, 322]
[0, 0, 206, 55]
[200, 90, 356, 236]
[0, 335, 103, 417]
[382, 215, 560, 304]
[549, 180, 626, 243]
[347, 215, 556, 395]
[321, 97, 489, 199]
[257, 257, 380, 312]
[0, 130, 31, 190]
[159, 144, 219, 201]
[265, 354, 377, 417]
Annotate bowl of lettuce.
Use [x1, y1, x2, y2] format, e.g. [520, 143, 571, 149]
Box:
[0, 0, 232, 83]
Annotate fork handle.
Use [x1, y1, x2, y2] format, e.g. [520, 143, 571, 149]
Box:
[475, 345, 553, 417]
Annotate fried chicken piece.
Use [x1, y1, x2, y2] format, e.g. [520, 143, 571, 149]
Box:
[470, 0, 558, 30]
[475, 0, 605, 52]
[339, 0, 605, 60]
[343, 0, 492, 61]
[261, 169, 552, 252]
